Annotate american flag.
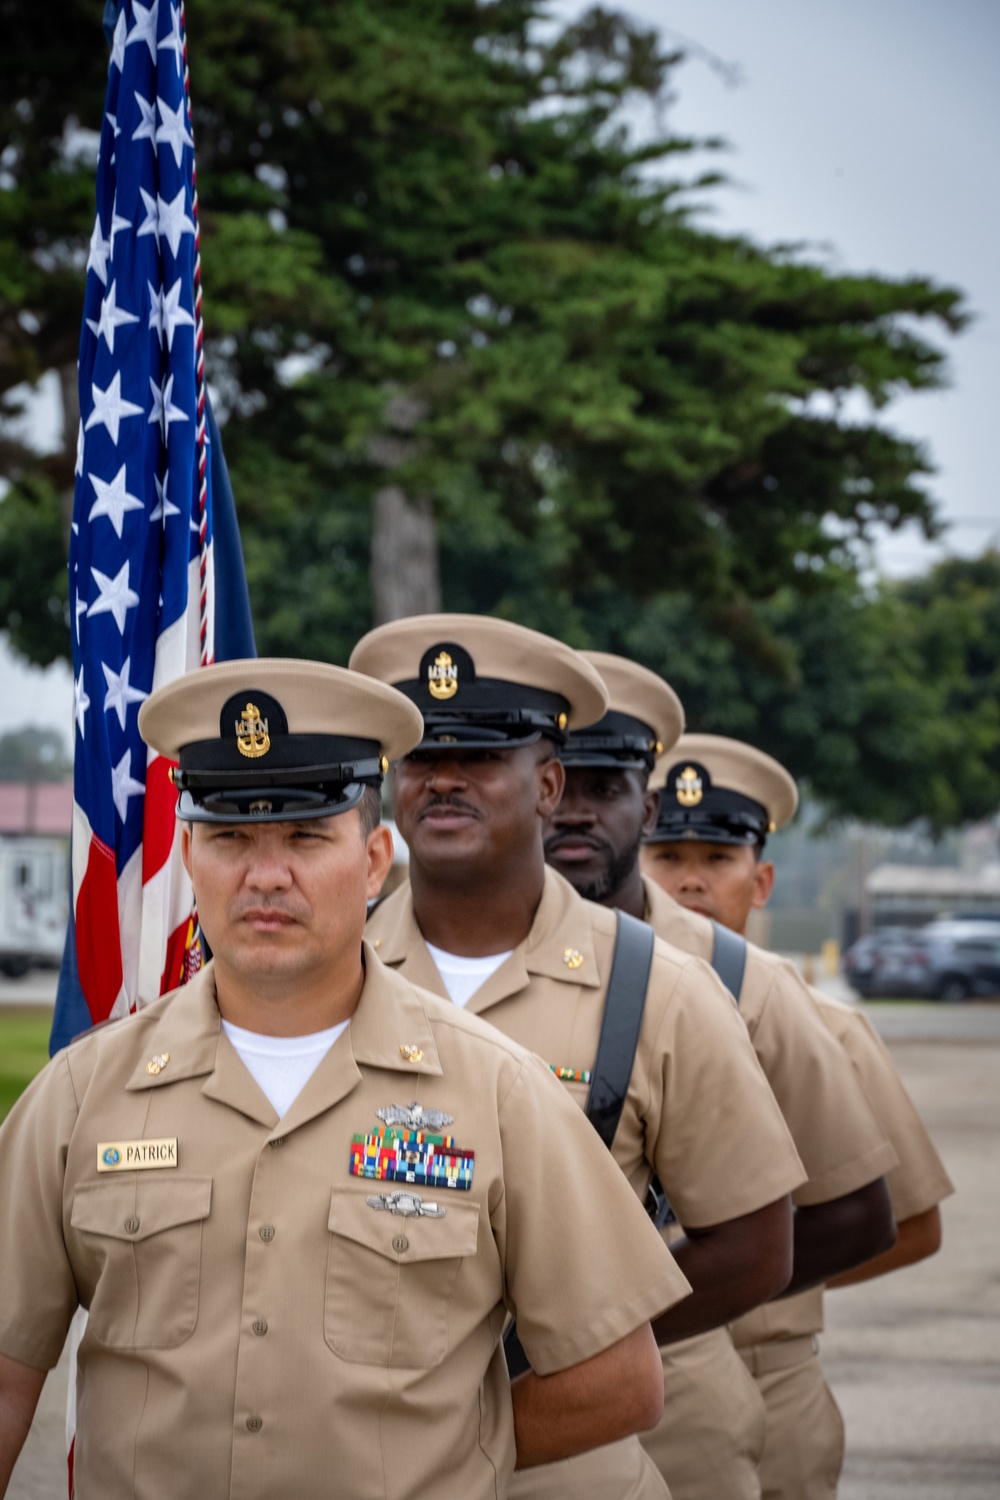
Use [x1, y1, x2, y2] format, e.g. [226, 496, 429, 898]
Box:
[56, 3, 257, 1488]
[66, 0, 213, 1032]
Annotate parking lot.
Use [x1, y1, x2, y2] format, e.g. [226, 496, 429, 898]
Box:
[6, 990, 1000, 1499]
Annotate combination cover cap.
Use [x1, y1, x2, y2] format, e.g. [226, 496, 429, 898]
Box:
[138, 658, 424, 823]
[646, 733, 799, 847]
[559, 652, 685, 772]
[349, 614, 608, 752]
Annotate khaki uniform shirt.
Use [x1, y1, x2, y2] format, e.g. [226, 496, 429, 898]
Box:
[643, 881, 898, 1217]
[0, 950, 688, 1500]
[638, 883, 896, 1498]
[734, 987, 955, 1346]
[367, 870, 806, 1229]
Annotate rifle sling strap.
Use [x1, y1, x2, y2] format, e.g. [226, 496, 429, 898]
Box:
[504, 910, 656, 1378]
[710, 920, 747, 1004]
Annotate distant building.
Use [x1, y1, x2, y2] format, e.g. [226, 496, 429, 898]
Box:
[866, 863, 1000, 927]
[0, 780, 73, 838]
[0, 782, 72, 974]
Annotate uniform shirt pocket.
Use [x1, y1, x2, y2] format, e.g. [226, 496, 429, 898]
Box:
[70, 1176, 212, 1350]
[325, 1186, 480, 1368]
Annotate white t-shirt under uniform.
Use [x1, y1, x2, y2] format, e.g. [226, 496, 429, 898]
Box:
[221, 1018, 350, 1118]
[424, 944, 513, 1009]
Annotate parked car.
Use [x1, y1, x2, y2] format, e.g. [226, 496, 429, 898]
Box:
[847, 919, 1000, 1001]
[842, 928, 914, 997]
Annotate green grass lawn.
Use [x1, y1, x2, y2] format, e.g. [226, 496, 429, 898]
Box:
[0, 1011, 53, 1123]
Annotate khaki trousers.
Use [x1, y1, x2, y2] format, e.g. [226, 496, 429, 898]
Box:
[508, 1436, 670, 1500]
[641, 1328, 767, 1500]
[739, 1337, 845, 1500]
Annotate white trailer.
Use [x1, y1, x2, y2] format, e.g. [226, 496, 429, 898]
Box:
[0, 836, 69, 978]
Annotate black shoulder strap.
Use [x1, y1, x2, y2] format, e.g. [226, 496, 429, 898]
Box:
[583, 910, 657, 1148]
[710, 920, 747, 1003]
[504, 909, 656, 1379]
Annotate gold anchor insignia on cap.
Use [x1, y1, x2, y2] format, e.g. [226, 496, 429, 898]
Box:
[563, 947, 584, 970]
[235, 702, 271, 759]
[676, 766, 703, 807]
[399, 1044, 424, 1063]
[146, 1052, 170, 1076]
[427, 651, 459, 701]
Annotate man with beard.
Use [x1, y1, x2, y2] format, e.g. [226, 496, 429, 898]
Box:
[642, 732, 954, 1500]
[351, 614, 809, 1500]
[543, 653, 898, 1500]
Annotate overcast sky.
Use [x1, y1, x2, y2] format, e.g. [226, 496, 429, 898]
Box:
[4, 0, 997, 741]
[558, 0, 999, 574]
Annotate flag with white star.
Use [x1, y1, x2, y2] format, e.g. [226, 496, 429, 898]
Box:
[67, 0, 215, 1029]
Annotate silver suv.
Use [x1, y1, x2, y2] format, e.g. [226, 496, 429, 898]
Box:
[849, 919, 1000, 1001]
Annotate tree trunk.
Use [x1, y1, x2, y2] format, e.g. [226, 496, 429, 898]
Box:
[370, 484, 441, 623]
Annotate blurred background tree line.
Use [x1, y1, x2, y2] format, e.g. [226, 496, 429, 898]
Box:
[1, 0, 997, 830]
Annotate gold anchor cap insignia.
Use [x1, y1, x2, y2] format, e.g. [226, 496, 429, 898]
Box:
[146, 1052, 170, 1076]
[676, 766, 703, 807]
[427, 651, 459, 701]
[236, 702, 271, 759]
[563, 947, 584, 970]
[399, 1044, 424, 1063]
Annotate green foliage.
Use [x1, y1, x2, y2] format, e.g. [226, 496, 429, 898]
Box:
[0, 1012, 52, 1123]
[615, 552, 1000, 832]
[0, 475, 71, 665]
[0, 725, 71, 781]
[184, 0, 962, 653]
[0, 0, 988, 829]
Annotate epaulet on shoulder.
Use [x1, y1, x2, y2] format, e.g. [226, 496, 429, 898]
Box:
[67, 995, 162, 1051]
[68, 1015, 118, 1048]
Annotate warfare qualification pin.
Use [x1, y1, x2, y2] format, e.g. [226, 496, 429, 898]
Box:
[378, 1102, 455, 1131]
[367, 1192, 445, 1218]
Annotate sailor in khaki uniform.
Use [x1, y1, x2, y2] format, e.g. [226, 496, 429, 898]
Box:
[350, 614, 809, 1500]
[641, 732, 954, 1500]
[0, 659, 688, 1500]
[544, 658, 899, 1500]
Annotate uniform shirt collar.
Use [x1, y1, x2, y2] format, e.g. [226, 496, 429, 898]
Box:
[369, 868, 603, 1007]
[125, 946, 442, 1104]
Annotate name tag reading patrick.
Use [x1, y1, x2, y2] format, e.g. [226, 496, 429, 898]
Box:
[97, 1139, 178, 1172]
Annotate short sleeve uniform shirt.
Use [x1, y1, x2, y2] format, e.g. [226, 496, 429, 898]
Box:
[642, 881, 898, 1216]
[734, 986, 955, 1346]
[368, 871, 806, 1232]
[0, 950, 687, 1500]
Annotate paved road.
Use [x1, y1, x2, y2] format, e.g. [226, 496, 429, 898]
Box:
[6, 998, 1000, 1497]
[825, 1037, 1000, 1499]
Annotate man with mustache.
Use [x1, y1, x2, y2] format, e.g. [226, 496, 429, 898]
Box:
[642, 731, 953, 1500]
[352, 613, 813, 1500]
[0, 659, 689, 1500]
[543, 654, 899, 1500]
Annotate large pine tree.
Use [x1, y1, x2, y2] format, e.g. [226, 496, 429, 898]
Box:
[3, 0, 984, 824]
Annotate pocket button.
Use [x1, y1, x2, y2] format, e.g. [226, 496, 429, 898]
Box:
[391, 1234, 409, 1253]
[123, 1216, 140, 1235]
